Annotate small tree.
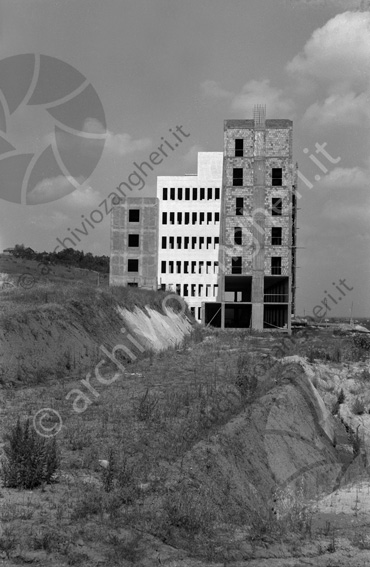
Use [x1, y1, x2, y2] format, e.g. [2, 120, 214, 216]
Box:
[0, 418, 60, 489]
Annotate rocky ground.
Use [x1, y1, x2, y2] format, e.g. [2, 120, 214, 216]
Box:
[1, 311, 370, 565]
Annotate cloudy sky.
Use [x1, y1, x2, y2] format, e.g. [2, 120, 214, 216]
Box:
[0, 0, 369, 317]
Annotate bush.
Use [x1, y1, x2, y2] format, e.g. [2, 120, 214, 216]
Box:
[0, 418, 60, 489]
[134, 388, 160, 422]
[331, 345, 342, 363]
[337, 388, 345, 404]
[361, 369, 370, 381]
[350, 427, 361, 458]
[331, 400, 340, 416]
[352, 334, 370, 351]
[235, 354, 258, 399]
[352, 398, 365, 415]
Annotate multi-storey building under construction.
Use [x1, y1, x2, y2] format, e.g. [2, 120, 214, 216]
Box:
[110, 106, 297, 331]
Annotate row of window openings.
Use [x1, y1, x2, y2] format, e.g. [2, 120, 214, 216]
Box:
[234, 138, 285, 168]
[162, 236, 219, 250]
[231, 256, 282, 275]
[233, 167, 283, 186]
[129, 228, 281, 250]
[128, 257, 281, 275]
[162, 187, 220, 201]
[233, 227, 282, 246]
[235, 197, 282, 216]
[167, 283, 217, 298]
[176, 283, 218, 298]
[161, 260, 219, 275]
[128, 198, 282, 225]
[162, 211, 219, 225]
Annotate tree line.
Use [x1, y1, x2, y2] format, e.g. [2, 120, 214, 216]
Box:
[10, 244, 109, 273]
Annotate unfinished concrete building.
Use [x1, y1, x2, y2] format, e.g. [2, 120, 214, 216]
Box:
[109, 107, 297, 330]
[109, 197, 158, 288]
[203, 106, 297, 330]
[157, 152, 223, 319]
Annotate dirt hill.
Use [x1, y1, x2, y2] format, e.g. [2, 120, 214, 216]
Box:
[0, 282, 192, 386]
[1, 293, 370, 565]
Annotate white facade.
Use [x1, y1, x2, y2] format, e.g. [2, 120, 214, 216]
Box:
[157, 152, 223, 320]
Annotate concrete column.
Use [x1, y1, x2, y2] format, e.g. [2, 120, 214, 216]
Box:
[252, 303, 263, 330]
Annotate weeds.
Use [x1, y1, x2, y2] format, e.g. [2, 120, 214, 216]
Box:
[106, 533, 143, 565]
[162, 487, 216, 535]
[351, 531, 370, 550]
[352, 429, 362, 458]
[352, 398, 365, 415]
[331, 400, 340, 416]
[337, 388, 345, 404]
[0, 526, 16, 559]
[349, 334, 370, 361]
[71, 489, 103, 520]
[327, 529, 336, 553]
[134, 388, 160, 422]
[361, 368, 370, 381]
[235, 354, 258, 399]
[100, 447, 137, 504]
[308, 346, 342, 363]
[66, 424, 92, 451]
[0, 417, 60, 489]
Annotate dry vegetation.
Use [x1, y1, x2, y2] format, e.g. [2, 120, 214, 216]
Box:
[1, 284, 370, 565]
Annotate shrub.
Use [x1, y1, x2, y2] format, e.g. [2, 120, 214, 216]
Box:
[352, 334, 370, 351]
[361, 369, 370, 381]
[331, 400, 340, 416]
[307, 347, 328, 363]
[100, 447, 137, 503]
[235, 354, 258, 399]
[337, 388, 345, 404]
[106, 534, 143, 564]
[134, 388, 160, 422]
[162, 488, 215, 535]
[352, 398, 365, 415]
[71, 490, 103, 520]
[351, 427, 361, 458]
[0, 526, 16, 559]
[0, 418, 60, 489]
[331, 345, 342, 363]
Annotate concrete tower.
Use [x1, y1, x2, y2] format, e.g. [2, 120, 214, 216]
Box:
[214, 106, 297, 331]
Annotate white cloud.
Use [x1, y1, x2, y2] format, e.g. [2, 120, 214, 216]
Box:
[60, 184, 101, 207]
[287, 0, 367, 9]
[287, 12, 370, 86]
[27, 175, 77, 204]
[315, 166, 370, 222]
[303, 92, 370, 127]
[28, 176, 100, 206]
[317, 166, 368, 190]
[231, 79, 294, 117]
[30, 210, 69, 229]
[81, 118, 152, 155]
[82, 118, 106, 135]
[104, 132, 151, 155]
[287, 11, 370, 127]
[201, 78, 294, 117]
[200, 80, 232, 100]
